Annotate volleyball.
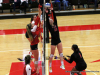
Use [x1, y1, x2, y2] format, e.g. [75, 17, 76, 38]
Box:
[45, 3, 51, 8]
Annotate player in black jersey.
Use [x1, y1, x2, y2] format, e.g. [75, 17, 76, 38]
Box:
[64, 44, 87, 75]
[45, 8, 65, 72]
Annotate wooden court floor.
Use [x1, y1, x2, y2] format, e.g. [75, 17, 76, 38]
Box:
[0, 14, 100, 75]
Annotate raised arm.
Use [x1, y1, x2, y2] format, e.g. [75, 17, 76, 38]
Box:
[45, 9, 49, 25]
[49, 7, 57, 24]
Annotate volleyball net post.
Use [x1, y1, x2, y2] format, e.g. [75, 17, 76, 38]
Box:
[42, 0, 46, 75]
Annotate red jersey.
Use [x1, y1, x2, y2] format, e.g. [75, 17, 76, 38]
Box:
[23, 64, 36, 75]
[25, 15, 41, 45]
[31, 27, 40, 45]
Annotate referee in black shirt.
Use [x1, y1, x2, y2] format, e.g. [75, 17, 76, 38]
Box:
[64, 44, 87, 75]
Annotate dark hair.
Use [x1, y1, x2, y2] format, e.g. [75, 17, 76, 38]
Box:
[72, 44, 79, 52]
[31, 15, 36, 22]
[25, 55, 31, 65]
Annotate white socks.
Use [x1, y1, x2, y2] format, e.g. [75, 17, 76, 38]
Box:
[61, 61, 64, 66]
[49, 62, 52, 67]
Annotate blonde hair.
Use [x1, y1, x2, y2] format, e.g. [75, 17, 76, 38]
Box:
[26, 23, 33, 41]
[49, 18, 54, 26]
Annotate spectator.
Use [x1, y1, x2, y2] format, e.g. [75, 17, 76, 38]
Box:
[62, 0, 68, 10]
[20, 0, 28, 14]
[94, 0, 97, 9]
[55, 0, 61, 11]
[10, 0, 20, 12]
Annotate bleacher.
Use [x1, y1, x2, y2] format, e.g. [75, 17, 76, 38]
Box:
[0, 0, 38, 13]
[0, 0, 100, 13]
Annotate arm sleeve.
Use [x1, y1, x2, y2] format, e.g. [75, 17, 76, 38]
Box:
[51, 10, 57, 24]
[25, 32, 29, 38]
[26, 65, 31, 75]
[31, 25, 38, 32]
[64, 54, 74, 63]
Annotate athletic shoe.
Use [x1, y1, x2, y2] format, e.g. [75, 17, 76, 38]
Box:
[31, 55, 34, 59]
[29, 52, 34, 59]
[60, 65, 65, 69]
[49, 67, 52, 73]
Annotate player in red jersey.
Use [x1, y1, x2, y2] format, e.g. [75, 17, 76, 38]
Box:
[25, 8, 42, 75]
[23, 55, 36, 75]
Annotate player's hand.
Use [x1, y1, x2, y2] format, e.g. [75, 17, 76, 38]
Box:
[45, 8, 48, 13]
[49, 7, 53, 10]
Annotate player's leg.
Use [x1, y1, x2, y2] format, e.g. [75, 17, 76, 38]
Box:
[31, 44, 39, 74]
[71, 67, 82, 75]
[32, 50, 39, 73]
[57, 42, 65, 69]
[49, 45, 56, 72]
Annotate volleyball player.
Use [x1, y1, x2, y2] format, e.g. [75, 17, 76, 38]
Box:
[25, 8, 42, 75]
[23, 55, 36, 75]
[45, 7, 65, 72]
[63, 44, 87, 75]
[28, 15, 37, 58]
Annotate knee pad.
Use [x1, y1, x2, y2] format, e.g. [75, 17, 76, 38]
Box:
[50, 54, 54, 58]
[59, 53, 63, 57]
[34, 61, 38, 64]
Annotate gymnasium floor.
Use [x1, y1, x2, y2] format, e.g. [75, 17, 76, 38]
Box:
[0, 14, 100, 75]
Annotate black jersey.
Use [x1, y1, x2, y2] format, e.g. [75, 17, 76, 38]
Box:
[64, 51, 87, 66]
[46, 10, 60, 40]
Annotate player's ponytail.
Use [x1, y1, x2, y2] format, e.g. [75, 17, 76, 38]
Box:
[25, 55, 31, 65]
[26, 23, 33, 41]
[72, 44, 79, 52]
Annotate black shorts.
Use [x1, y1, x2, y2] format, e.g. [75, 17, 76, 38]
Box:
[30, 44, 38, 50]
[51, 38, 61, 45]
[75, 64, 87, 71]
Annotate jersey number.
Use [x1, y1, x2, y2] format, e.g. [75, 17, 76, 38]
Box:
[79, 53, 82, 58]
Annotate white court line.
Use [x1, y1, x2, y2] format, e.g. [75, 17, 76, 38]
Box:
[1, 45, 100, 52]
[86, 69, 97, 75]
